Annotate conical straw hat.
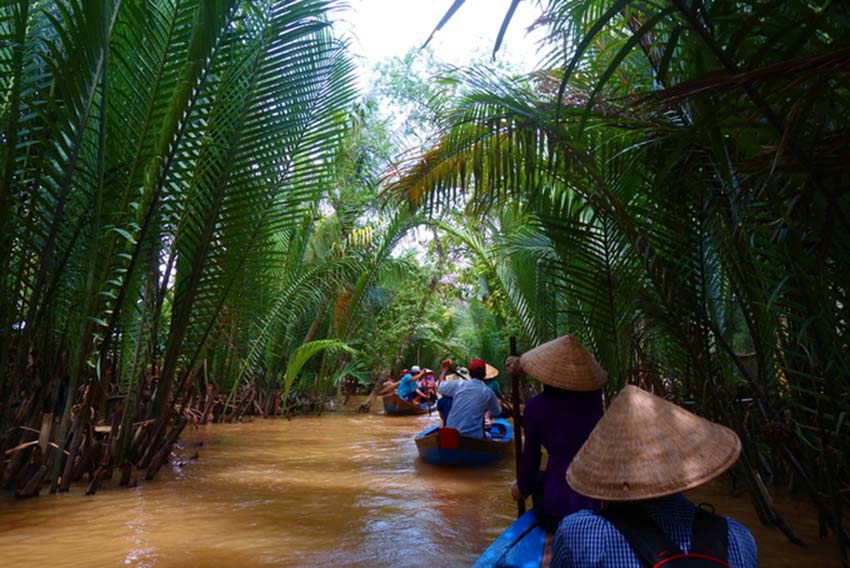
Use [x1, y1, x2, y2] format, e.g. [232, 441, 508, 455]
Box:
[485, 363, 499, 380]
[520, 335, 607, 391]
[566, 385, 742, 501]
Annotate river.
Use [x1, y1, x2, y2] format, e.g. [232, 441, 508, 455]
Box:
[0, 399, 842, 567]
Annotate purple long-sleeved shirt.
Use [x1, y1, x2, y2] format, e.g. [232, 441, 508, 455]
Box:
[518, 387, 604, 519]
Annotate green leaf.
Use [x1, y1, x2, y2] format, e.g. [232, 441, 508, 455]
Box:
[282, 339, 355, 403]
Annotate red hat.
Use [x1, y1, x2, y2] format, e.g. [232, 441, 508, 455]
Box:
[469, 358, 486, 373]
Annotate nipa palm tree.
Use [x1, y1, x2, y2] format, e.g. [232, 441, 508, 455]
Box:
[394, 0, 850, 558]
[0, 0, 356, 495]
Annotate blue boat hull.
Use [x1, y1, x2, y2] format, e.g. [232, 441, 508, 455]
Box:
[414, 419, 513, 466]
[473, 510, 547, 568]
[382, 393, 436, 416]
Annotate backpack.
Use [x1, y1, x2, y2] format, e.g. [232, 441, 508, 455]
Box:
[601, 503, 730, 567]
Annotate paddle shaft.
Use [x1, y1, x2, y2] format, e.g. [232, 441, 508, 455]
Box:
[510, 336, 525, 517]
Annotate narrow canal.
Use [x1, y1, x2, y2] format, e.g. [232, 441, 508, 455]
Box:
[0, 399, 841, 567]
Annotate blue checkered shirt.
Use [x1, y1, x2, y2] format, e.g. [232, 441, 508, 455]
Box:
[551, 494, 758, 567]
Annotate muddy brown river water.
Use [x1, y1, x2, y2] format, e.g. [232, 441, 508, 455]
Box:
[0, 399, 842, 567]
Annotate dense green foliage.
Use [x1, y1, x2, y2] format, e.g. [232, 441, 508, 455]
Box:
[394, 0, 850, 558]
[0, 0, 360, 492]
[0, 0, 499, 494]
[3, 3, 849, 562]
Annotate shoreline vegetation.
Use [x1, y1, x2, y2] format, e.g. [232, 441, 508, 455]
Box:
[0, 0, 360, 498]
[1, 0, 848, 565]
[2, 365, 340, 498]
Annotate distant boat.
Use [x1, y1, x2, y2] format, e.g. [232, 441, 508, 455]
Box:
[414, 418, 513, 465]
[382, 393, 435, 416]
[472, 510, 546, 568]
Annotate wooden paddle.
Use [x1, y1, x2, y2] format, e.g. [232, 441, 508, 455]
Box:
[510, 336, 525, 517]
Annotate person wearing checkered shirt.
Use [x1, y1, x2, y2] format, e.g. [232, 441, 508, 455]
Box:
[551, 385, 759, 568]
[551, 494, 758, 567]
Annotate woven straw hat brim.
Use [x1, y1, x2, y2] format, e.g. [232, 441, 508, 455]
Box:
[520, 335, 607, 391]
[485, 363, 499, 380]
[452, 367, 470, 380]
[566, 385, 742, 501]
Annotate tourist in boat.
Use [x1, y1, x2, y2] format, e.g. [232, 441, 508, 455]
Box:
[551, 385, 758, 567]
[397, 365, 429, 404]
[507, 335, 606, 532]
[437, 358, 502, 438]
[419, 370, 438, 404]
[436, 358, 454, 424]
[482, 363, 512, 419]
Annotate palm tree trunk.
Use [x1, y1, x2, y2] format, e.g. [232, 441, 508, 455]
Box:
[303, 299, 329, 345]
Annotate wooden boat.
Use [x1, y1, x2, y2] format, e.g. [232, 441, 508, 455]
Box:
[414, 418, 513, 465]
[472, 510, 547, 568]
[382, 393, 435, 416]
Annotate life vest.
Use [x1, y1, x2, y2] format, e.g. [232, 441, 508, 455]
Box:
[601, 503, 730, 567]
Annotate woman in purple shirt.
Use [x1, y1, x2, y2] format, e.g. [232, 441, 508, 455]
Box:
[507, 335, 607, 531]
